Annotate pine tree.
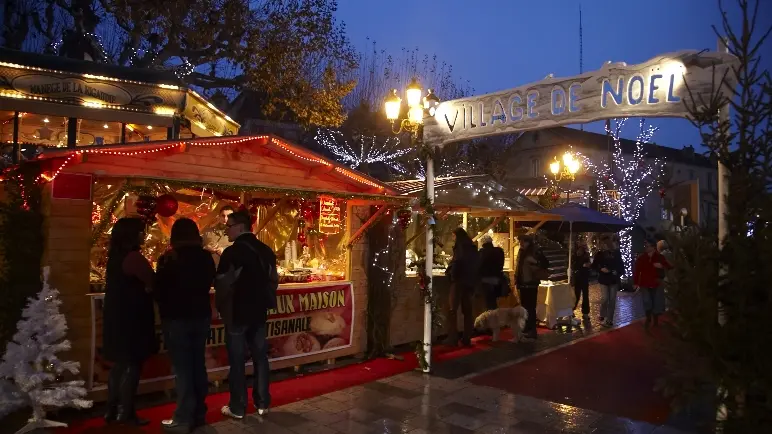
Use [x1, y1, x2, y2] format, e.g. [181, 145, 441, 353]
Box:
[0, 267, 92, 434]
[658, 1, 772, 431]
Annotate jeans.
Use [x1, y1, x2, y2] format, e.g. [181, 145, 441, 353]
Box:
[519, 284, 538, 338]
[447, 283, 473, 345]
[107, 360, 142, 417]
[573, 279, 590, 315]
[599, 284, 619, 323]
[225, 323, 271, 415]
[163, 318, 211, 424]
[641, 286, 666, 315]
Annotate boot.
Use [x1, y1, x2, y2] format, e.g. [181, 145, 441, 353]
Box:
[653, 314, 659, 327]
[644, 312, 652, 329]
[116, 405, 149, 426]
[104, 405, 118, 424]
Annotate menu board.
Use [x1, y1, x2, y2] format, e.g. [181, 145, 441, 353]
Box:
[319, 196, 341, 234]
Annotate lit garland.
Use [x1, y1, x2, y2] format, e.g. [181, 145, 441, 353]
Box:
[314, 129, 411, 173]
[577, 118, 667, 276]
[414, 157, 478, 180]
[459, 182, 512, 210]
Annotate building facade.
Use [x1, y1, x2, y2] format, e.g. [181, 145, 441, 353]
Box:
[501, 127, 718, 231]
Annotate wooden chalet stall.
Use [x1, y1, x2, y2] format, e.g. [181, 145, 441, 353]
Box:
[386, 176, 560, 347]
[30, 134, 402, 399]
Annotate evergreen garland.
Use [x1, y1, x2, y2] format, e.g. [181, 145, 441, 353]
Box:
[0, 164, 44, 351]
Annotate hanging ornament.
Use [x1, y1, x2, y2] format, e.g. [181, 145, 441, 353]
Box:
[397, 208, 412, 230]
[135, 195, 157, 223]
[300, 200, 314, 221]
[551, 193, 559, 200]
[297, 231, 307, 246]
[155, 194, 179, 217]
[659, 188, 666, 198]
[298, 219, 306, 228]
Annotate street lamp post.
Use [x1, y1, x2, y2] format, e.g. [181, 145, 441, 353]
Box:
[549, 151, 581, 286]
[385, 79, 440, 373]
[549, 150, 581, 204]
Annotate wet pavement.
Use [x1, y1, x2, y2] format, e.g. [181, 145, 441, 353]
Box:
[202, 372, 689, 433]
[198, 286, 692, 433]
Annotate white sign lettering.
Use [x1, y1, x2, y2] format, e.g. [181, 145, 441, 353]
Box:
[423, 51, 739, 147]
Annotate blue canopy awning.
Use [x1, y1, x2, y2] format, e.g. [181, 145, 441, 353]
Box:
[532, 203, 633, 233]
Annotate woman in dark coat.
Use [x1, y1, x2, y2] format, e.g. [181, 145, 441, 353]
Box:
[155, 218, 216, 432]
[102, 217, 156, 426]
[446, 227, 479, 346]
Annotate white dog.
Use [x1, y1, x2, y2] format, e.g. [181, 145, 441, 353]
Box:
[474, 306, 528, 343]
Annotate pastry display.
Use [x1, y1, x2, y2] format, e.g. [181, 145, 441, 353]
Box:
[310, 312, 346, 336]
[322, 337, 346, 350]
[282, 332, 321, 356]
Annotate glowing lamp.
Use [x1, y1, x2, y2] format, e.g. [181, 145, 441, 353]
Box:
[408, 106, 424, 124]
[549, 159, 560, 175]
[562, 151, 574, 167]
[406, 77, 422, 108]
[384, 89, 401, 121]
[423, 89, 440, 116]
[567, 159, 581, 174]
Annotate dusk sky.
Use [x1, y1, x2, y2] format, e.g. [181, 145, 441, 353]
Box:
[335, 0, 771, 151]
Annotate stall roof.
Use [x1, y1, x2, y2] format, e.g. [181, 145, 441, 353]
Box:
[32, 134, 402, 200]
[387, 175, 560, 221]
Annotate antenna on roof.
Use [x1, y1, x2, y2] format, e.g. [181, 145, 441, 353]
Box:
[579, 4, 584, 132]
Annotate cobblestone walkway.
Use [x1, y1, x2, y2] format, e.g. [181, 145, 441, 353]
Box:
[201, 372, 688, 433]
[198, 286, 690, 433]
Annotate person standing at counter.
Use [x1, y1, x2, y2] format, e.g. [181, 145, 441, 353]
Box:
[215, 211, 278, 420]
[102, 218, 156, 426]
[445, 227, 479, 347]
[515, 234, 550, 341]
[571, 244, 592, 320]
[478, 235, 506, 340]
[203, 205, 234, 267]
[154, 218, 216, 433]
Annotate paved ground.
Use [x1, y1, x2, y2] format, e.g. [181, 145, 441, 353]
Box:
[195, 286, 692, 433]
[202, 372, 688, 434]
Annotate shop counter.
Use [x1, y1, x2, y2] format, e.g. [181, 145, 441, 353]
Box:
[87, 281, 355, 391]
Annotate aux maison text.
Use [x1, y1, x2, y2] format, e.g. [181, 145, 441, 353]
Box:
[269, 289, 347, 316]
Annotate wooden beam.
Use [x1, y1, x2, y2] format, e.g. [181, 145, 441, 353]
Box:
[472, 217, 503, 242]
[526, 220, 548, 234]
[255, 198, 288, 234]
[346, 205, 389, 248]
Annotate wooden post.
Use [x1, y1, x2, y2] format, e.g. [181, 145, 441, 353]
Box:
[11, 111, 20, 163]
[462, 212, 468, 230]
[67, 118, 77, 148]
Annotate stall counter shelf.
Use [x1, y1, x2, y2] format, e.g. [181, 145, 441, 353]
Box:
[86, 279, 356, 393]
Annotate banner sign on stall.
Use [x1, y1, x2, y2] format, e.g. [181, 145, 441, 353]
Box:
[89, 282, 354, 389]
[423, 50, 739, 147]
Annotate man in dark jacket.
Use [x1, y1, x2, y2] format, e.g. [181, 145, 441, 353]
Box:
[216, 211, 278, 420]
[592, 237, 625, 328]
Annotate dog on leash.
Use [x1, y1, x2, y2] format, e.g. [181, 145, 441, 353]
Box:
[474, 306, 528, 342]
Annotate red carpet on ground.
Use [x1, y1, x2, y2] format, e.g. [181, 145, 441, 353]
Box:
[471, 321, 671, 424]
[62, 334, 499, 434]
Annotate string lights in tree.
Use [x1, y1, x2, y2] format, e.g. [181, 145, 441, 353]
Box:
[314, 129, 411, 173]
[459, 182, 512, 210]
[578, 118, 667, 276]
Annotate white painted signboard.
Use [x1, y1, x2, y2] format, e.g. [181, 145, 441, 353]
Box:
[423, 51, 739, 147]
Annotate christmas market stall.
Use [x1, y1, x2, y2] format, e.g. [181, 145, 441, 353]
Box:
[13, 134, 404, 399]
[385, 175, 561, 347]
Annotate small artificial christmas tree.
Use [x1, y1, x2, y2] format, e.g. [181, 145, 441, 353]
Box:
[0, 267, 92, 434]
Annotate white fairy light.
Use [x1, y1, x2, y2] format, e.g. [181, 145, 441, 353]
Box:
[315, 129, 410, 173]
[577, 118, 667, 276]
